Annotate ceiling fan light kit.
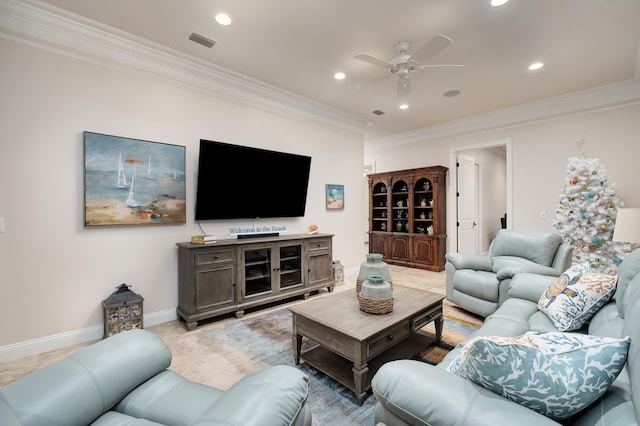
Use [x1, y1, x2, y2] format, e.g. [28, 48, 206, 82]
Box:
[354, 34, 465, 97]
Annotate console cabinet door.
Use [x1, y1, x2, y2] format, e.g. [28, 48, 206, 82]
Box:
[278, 242, 304, 291]
[307, 237, 333, 287]
[193, 249, 235, 311]
[240, 244, 275, 300]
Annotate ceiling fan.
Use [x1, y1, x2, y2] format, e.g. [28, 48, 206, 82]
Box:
[353, 35, 465, 97]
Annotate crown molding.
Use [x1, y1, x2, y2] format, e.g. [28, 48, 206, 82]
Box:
[0, 0, 370, 136]
[365, 78, 640, 152]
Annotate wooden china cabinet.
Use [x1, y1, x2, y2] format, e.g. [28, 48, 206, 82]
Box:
[368, 165, 448, 271]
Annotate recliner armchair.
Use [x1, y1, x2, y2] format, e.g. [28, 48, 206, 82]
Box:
[445, 229, 573, 317]
[0, 329, 312, 426]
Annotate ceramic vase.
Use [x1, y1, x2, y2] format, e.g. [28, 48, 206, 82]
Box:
[356, 253, 392, 293]
[360, 274, 393, 299]
[358, 274, 394, 314]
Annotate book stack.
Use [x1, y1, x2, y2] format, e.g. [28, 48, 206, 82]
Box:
[191, 235, 216, 244]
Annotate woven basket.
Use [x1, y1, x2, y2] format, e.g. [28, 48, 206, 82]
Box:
[356, 278, 393, 294]
[358, 295, 394, 314]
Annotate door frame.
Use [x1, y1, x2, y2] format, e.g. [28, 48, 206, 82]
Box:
[448, 138, 513, 253]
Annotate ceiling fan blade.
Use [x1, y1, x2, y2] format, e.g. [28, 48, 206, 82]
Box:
[354, 54, 396, 68]
[416, 64, 466, 74]
[410, 34, 453, 64]
[418, 64, 466, 69]
[397, 76, 411, 97]
[350, 74, 391, 90]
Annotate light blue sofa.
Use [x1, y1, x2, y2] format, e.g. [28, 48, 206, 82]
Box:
[445, 229, 573, 317]
[372, 248, 640, 426]
[0, 329, 311, 426]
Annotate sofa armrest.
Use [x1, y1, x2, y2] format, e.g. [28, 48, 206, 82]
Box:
[194, 365, 310, 426]
[372, 360, 558, 426]
[445, 252, 492, 271]
[507, 273, 557, 303]
[496, 264, 563, 280]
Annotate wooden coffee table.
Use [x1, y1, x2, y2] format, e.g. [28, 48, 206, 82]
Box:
[289, 284, 444, 404]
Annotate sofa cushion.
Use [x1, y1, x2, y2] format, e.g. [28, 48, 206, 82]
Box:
[446, 331, 630, 421]
[538, 264, 617, 331]
[114, 370, 224, 425]
[490, 230, 562, 267]
[91, 411, 167, 425]
[452, 269, 499, 301]
[491, 256, 544, 275]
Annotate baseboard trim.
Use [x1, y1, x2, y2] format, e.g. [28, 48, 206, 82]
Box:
[0, 309, 178, 363]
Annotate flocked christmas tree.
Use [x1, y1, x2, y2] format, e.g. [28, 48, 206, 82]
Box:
[553, 156, 627, 274]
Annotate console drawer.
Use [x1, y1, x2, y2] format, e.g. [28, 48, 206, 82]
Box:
[308, 238, 332, 252]
[367, 321, 410, 359]
[195, 249, 234, 266]
[411, 304, 443, 332]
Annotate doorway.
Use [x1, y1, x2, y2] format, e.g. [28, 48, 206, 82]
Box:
[449, 139, 512, 254]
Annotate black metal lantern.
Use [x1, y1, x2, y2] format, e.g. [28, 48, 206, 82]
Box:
[102, 283, 144, 339]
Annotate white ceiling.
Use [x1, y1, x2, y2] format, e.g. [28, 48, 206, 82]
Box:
[37, 0, 640, 140]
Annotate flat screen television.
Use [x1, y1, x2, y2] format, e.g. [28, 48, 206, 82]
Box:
[195, 140, 312, 220]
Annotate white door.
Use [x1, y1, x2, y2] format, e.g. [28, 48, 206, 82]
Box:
[457, 153, 479, 254]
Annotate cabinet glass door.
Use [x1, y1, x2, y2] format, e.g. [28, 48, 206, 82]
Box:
[392, 180, 409, 233]
[414, 177, 434, 234]
[372, 181, 389, 232]
[279, 245, 302, 289]
[244, 248, 272, 296]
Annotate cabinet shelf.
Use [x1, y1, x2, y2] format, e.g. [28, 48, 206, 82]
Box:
[246, 274, 270, 281]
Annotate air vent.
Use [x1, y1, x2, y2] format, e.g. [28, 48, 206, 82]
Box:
[371, 110, 385, 116]
[188, 32, 216, 48]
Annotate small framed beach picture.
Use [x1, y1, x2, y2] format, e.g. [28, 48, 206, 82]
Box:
[325, 184, 344, 210]
[84, 132, 186, 226]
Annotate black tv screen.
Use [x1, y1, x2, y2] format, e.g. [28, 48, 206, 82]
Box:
[195, 140, 312, 220]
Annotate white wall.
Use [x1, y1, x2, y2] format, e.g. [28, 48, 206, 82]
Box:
[366, 99, 640, 253]
[0, 33, 365, 357]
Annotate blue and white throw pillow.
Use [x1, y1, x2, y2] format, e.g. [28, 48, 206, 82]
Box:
[447, 331, 630, 421]
[538, 263, 617, 331]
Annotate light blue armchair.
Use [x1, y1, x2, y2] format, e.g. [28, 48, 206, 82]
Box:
[445, 229, 573, 317]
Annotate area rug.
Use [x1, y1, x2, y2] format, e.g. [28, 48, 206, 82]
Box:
[169, 301, 480, 426]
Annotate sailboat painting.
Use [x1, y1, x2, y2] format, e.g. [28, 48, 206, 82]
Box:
[84, 132, 186, 226]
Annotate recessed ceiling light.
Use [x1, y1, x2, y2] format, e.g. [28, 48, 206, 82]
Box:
[334, 72, 346, 80]
[529, 62, 544, 70]
[443, 89, 461, 97]
[399, 104, 409, 110]
[215, 13, 232, 26]
[491, 0, 510, 6]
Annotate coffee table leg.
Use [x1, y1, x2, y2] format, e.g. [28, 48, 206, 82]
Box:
[352, 363, 369, 405]
[435, 316, 444, 342]
[293, 333, 302, 364]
